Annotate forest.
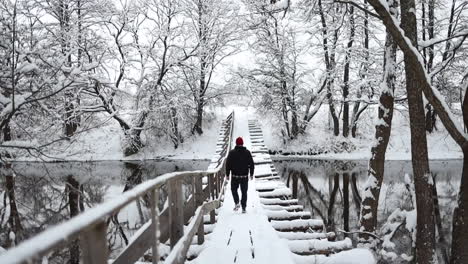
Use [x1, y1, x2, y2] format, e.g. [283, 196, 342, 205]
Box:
[1, 0, 468, 263]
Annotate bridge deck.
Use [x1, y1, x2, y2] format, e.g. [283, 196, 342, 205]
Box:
[193, 111, 295, 264]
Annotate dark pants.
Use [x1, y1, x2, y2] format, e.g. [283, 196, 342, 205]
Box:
[231, 177, 248, 209]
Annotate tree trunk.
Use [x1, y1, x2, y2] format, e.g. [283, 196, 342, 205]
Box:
[327, 173, 340, 231]
[60, 0, 80, 138]
[432, 173, 450, 263]
[425, 0, 437, 133]
[170, 107, 183, 149]
[3, 117, 21, 246]
[342, 6, 354, 138]
[343, 172, 350, 235]
[193, 0, 206, 135]
[358, 4, 397, 245]
[318, 0, 339, 137]
[350, 101, 360, 138]
[450, 85, 468, 264]
[64, 95, 80, 138]
[192, 99, 204, 135]
[400, 1, 437, 262]
[123, 111, 146, 157]
[328, 81, 340, 136]
[4, 169, 22, 247]
[351, 172, 361, 217]
[67, 175, 81, 264]
[451, 143, 468, 264]
[290, 94, 300, 139]
[351, 0, 370, 139]
[426, 104, 437, 132]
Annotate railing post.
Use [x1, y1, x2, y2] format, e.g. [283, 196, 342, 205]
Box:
[208, 173, 213, 200]
[195, 174, 205, 245]
[208, 173, 217, 224]
[217, 171, 222, 197]
[292, 173, 298, 199]
[80, 221, 108, 264]
[210, 206, 216, 224]
[208, 173, 216, 224]
[214, 172, 219, 199]
[151, 189, 160, 264]
[168, 178, 183, 248]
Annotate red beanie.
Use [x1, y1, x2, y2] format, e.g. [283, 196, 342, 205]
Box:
[235, 137, 244, 146]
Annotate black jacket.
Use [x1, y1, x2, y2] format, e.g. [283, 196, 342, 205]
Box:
[226, 146, 255, 177]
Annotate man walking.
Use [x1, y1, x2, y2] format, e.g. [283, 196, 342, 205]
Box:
[226, 137, 255, 213]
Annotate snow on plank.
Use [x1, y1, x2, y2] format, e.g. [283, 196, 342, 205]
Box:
[265, 210, 311, 221]
[255, 181, 285, 191]
[258, 188, 292, 198]
[292, 248, 376, 264]
[262, 204, 304, 212]
[260, 198, 299, 206]
[287, 238, 352, 255]
[255, 163, 273, 175]
[271, 219, 324, 232]
[277, 231, 336, 241]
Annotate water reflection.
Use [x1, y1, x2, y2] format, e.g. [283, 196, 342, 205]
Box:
[274, 159, 462, 261]
[0, 159, 208, 262]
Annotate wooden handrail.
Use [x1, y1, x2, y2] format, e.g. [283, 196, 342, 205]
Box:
[0, 111, 235, 264]
[0, 171, 202, 264]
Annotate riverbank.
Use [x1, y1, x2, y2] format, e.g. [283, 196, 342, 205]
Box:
[259, 105, 462, 161]
[5, 105, 463, 162]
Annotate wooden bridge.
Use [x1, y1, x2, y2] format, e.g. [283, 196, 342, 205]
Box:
[0, 111, 373, 264]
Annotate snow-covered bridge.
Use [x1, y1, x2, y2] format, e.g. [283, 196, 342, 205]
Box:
[0, 111, 374, 264]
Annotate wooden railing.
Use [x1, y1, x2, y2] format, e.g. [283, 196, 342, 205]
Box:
[0, 112, 234, 264]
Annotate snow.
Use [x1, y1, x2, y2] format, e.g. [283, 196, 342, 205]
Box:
[405, 210, 417, 233]
[271, 219, 324, 230]
[287, 237, 352, 253]
[271, 0, 290, 10]
[7, 107, 230, 162]
[264, 210, 310, 219]
[17, 62, 39, 73]
[0, 93, 30, 118]
[258, 188, 292, 197]
[276, 231, 334, 240]
[293, 248, 375, 264]
[262, 204, 303, 211]
[260, 104, 463, 161]
[260, 198, 299, 205]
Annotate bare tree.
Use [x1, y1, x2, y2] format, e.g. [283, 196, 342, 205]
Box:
[184, 0, 241, 135]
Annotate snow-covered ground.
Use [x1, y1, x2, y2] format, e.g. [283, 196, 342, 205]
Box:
[259, 104, 462, 160]
[10, 107, 232, 162]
